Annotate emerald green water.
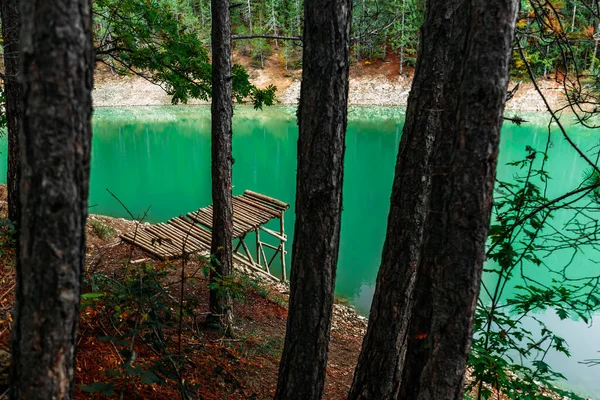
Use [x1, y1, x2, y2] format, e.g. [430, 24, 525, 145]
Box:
[87, 106, 403, 307]
[1, 105, 599, 397]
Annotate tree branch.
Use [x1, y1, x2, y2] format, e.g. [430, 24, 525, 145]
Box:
[351, 17, 398, 43]
[95, 46, 134, 56]
[231, 34, 302, 41]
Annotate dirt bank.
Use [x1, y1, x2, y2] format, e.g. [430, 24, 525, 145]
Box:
[93, 53, 566, 112]
[0, 181, 581, 399]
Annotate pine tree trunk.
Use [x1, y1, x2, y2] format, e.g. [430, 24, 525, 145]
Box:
[399, 0, 405, 75]
[273, 0, 351, 398]
[294, 0, 301, 36]
[1, 0, 21, 225]
[349, 1, 447, 396]
[10, 0, 94, 398]
[271, 0, 278, 48]
[400, 2, 517, 397]
[209, 0, 234, 332]
[592, 22, 599, 73]
[350, 1, 518, 399]
[246, 0, 253, 34]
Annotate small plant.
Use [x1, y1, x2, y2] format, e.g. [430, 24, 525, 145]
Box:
[80, 262, 183, 396]
[239, 276, 288, 308]
[90, 219, 116, 240]
[0, 218, 16, 233]
[204, 256, 248, 305]
[0, 218, 17, 257]
[334, 295, 350, 306]
[467, 147, 599, 399]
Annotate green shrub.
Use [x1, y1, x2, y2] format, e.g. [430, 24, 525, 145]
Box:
[90, 219, 116, 240]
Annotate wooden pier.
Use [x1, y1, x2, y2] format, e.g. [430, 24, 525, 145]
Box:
[121, 190, 289, 281]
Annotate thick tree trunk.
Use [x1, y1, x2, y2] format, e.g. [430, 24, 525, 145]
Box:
[209, 0, 234, 332]
[350, 1, 518, 399]
[273, 1, 351, 399]
[400, 2, 517, 398]
[349, 1, 457, 397]
[1, 0, 21, 224]
[9, 0, 94, 398]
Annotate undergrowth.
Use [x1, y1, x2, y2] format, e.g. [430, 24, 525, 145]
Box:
[90, 219, 117, 240]
[467, 148, 599, 400]
[78, 255, 287, 399]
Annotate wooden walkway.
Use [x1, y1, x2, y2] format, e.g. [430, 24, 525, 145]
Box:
[121, 190, 289, 281]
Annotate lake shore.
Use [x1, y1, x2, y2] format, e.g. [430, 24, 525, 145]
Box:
[93, 55, 566, 112]
[82, 214, 586, 400]
[0, 178, 585, 399]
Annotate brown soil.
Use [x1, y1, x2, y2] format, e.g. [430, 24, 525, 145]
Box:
[93, 51, 565, 111]
[0, 184, 577, 400]
[0, 184, 366, 400]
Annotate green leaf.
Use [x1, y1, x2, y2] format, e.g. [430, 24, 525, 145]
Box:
[81, 292, 105, 299]
[140, 370, 163, 385]
[556, 308, 569, 320]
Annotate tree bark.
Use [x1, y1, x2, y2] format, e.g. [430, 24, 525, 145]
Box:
[9, 0, 94, 398]
[209, 0, 234, 332]
[349, 1, 456, 397]
[273, 1, 351, 399]
[1, 0, 21, 224]
[400, 2, 517, 398]
[350, 1, 518, 399]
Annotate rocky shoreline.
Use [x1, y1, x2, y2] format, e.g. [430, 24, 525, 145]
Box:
[93, 67, 566, 113]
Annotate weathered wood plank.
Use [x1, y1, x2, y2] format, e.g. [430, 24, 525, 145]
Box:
[169, 217, 213, 244]
[232, 201, 266, 223]
[233, 198, 273, 222]
[147, 224, 206, 253]
[119, 191, 287, 281]
[236, 195, 282, 218]
[244, 190, 289, 210]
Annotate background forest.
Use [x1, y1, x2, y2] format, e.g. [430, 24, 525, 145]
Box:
[92, 0, 600, 78]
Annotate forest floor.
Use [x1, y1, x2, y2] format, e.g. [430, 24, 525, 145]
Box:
[93, 50, 567, 112]
[0, 184, 576, 400]
[0, 187, 367, 400]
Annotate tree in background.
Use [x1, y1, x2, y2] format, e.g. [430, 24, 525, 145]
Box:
[10, 0, 94, 397]
[350, 0, 518, 398]
[273, 0, 352, 398]
[386, 0, 423, 74]
[208, 0, 234, 333]
[88, 0, 600, 80]
[0, 0, 21, 225]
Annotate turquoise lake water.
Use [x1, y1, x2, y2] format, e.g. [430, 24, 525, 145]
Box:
[1, 105, 599, 397]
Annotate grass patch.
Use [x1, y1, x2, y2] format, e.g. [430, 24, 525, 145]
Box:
[240, 276, 288, 308]
[90, 219, 116, 240]
[237, 328, 285, 360]
[334, 295, 350, 306]
[252, 335, 284, 359]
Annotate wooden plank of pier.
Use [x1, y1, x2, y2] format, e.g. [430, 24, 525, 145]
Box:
[120, 190, 289, 280]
